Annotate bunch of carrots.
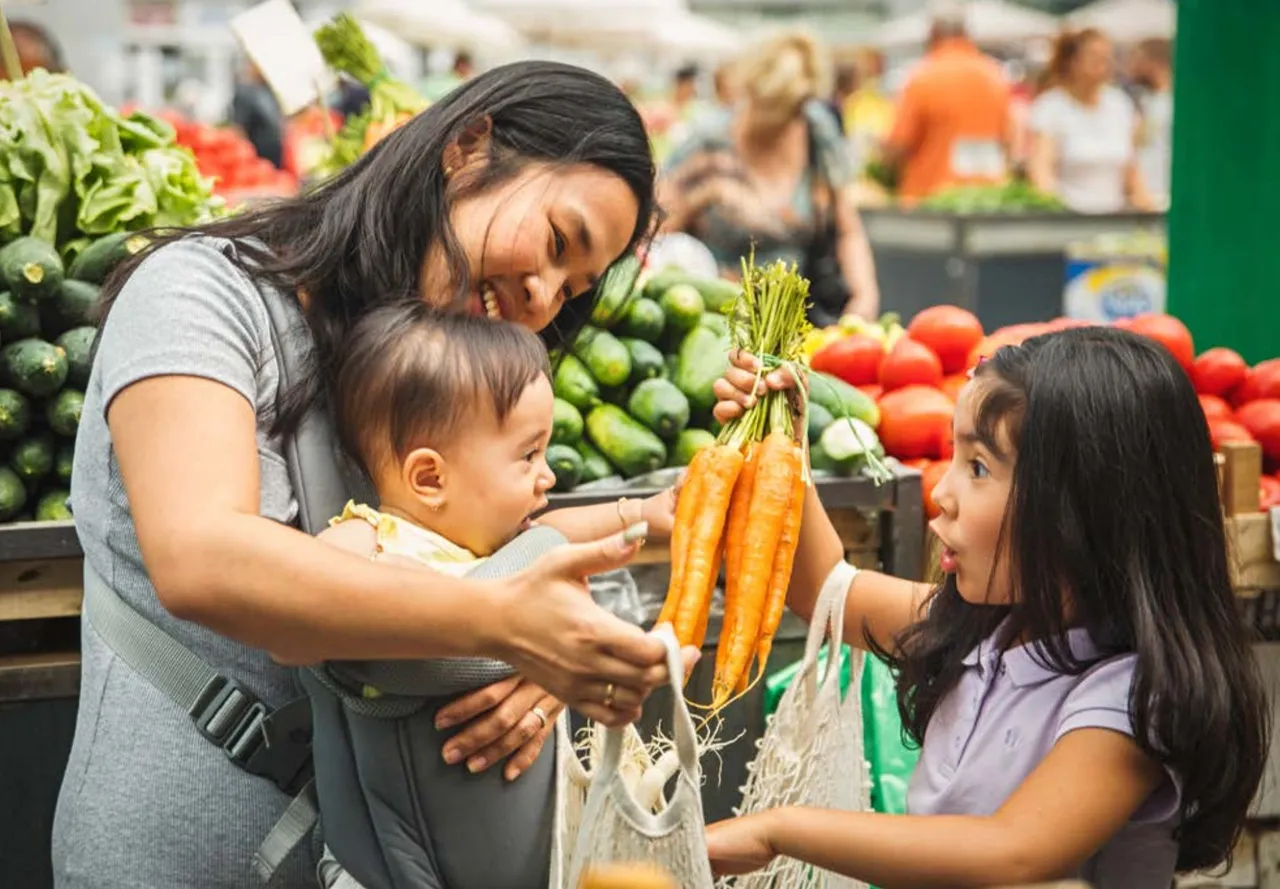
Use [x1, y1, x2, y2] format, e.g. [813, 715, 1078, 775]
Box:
[658, 258, 813, 711]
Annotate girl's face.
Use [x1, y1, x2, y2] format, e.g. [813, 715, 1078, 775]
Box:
[420, 162, 640, 334]
[929, 379, 1016, 605]
[1071, 35, 1114, 89]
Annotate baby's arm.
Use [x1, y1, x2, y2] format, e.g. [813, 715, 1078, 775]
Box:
[536, 497, 649, 544]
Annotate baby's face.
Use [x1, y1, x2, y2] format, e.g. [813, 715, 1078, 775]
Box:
[441, 375, 557, 556]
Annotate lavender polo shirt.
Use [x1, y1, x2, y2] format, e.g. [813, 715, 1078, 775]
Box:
[906, 621, 1181, 889]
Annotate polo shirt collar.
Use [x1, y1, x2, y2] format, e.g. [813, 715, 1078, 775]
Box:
[962, 617, 1106, 687]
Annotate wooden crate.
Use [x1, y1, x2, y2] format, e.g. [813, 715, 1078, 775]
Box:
[1220, 443, 1280, 597]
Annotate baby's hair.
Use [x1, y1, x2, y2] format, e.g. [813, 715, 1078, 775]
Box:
[333, 301, 551, 476]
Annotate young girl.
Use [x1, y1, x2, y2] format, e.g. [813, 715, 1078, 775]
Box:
[706, 325, 1268, 888]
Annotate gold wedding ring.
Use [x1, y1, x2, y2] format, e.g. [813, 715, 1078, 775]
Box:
[603, 682, 617, 708]
[530, 706, 549, 729]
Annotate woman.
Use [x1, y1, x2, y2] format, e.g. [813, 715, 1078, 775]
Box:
[1028, 29, 1153, 214]
[52, 61, 686, 888]
[658, 32, 880, 326]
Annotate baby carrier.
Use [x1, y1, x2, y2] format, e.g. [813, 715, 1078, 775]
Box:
[84, 251, 567, 888]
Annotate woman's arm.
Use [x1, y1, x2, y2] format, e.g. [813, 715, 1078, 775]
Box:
[835, 187, 881, 320]
[708, 728, 1166, 888]
[110, 375, 668, 723]
[1126, 120, 1155, 211]
[1026, 131, 1058, 196]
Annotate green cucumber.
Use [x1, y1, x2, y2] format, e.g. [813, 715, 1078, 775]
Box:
[589, 254, 641, 327]
[807, 402, 835, 445]
[0, 291, 42, 341]
[658, 283, 704, 334]
[693, 277, 740, 314]
[552, 353, 601, 412]
[0, 389, 31, 441]
[809, 371, 881, 429]
[585, 404, 667, 478]
[627, 378, 690, 440]
[616, 297, 665, 343]
[56, 327, 95, 388]
[9, 434, 54, 484]
[575, 439, 615, 483]
[1, 339, 68, 398]
[674, 325, 730, 415]
[551, 398, 584, 446]
[642, 266, 692, 301]
[620, 337, 664, 385]
[35, 488, 72, 522]
[67, 232, 149, 285]
[668, 428, 717, 467]
[547, 443, 584, 492]
[807, 438, 843, 475]
[819, 417, 884, 474]
[698, 312, 730, 337]
[572, 327, 631, 388]
[55, 443, 75, 485]
[47, 279, 100, 332]
[0, 237, 63, 302]
[46, 388, 84, 438]
[0, 467, 26, 520]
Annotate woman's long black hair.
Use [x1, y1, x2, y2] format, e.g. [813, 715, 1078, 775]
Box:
[875, 326, 1269, 873]
[99, 60, 656, 438]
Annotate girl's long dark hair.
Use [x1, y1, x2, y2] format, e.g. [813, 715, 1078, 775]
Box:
[876, 326, 1268, 873]
[99, 60, 656, 438]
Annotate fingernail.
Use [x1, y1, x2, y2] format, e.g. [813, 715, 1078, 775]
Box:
[467, 757, 486, 773]
[745, 395, 756, 408]
[506, 768, 521, 782]
[443, 746, 461, 764]
[623, 521, 648, 543]
[768, 372, 785, 387]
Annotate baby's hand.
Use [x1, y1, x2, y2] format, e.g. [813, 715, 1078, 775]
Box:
[639, 479, 684, 539]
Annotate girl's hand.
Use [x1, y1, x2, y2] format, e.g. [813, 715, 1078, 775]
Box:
[434, 676, 563, 782]
[706, 812, 781, 876]
[712, 349, 798, 426]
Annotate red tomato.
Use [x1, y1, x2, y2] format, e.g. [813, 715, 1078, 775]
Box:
[1260, 475, 1280, 512]
[901, 457, 931, 470]
[1209, 419, 1255, 450]
[1198, 394, 1233, 423]
[1122, 313, 1195, 372]
[877, 385, 955, 460]
[1233, 359, 1280, 406]
[907, 305, 984, 375]
[880, 338, 943, 392]
[921, 459, 949, 520]
[810, 334, 885, 387]
[858, 383, 884, 401]
[939, 372, 968, 403]
[1191, 348, 1248, 397]
[1235, 399, 1280, 462]
[965, 323, 1050, 369]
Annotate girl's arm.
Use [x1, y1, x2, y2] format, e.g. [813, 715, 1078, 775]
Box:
[708, 728, 1166, 889]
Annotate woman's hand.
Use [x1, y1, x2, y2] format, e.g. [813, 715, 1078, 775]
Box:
[706, 812, 781, 877]
[435, 676, 562, 781]
[488, 526, 698, 726]
[712, 349, 799, 426]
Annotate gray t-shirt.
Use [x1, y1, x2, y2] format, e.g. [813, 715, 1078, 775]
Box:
[51, 237, 318, 888]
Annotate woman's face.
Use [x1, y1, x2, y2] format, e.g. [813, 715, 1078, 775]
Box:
[1071, 36, 1114, 89]
[421, 163, 640, 333]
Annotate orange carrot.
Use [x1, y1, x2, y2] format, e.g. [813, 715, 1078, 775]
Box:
[656, 451, 709, 629]
[713, 431, 797, 705]
[690, 539, 723, 651]
[722, 442, 758, 604]
[673, 444, 743, 648]
[755, 443, 807, 671]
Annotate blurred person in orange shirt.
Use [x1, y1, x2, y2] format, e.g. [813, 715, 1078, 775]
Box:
[882, 2, 1013, 202]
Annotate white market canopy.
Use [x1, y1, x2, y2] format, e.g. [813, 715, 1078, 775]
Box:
[472, 0, 740, 56]
[351, 0, 527, 52]
[1066, 0, 1176, 42]
[871, 0, 1062, 50]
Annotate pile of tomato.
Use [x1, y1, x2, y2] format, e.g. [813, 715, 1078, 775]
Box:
[150, 111, 298, 197]
[810, 306, 1280, 516]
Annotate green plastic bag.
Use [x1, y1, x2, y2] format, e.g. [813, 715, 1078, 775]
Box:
[763, 647, 919, 816]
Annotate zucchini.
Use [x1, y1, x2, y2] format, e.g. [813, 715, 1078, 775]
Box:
[0, 291, 42, 341]
[616, 297, 665, 343]
[807, 402, 835, 445]
[642, 266, 692, 301]
[674, 325, 730, 415]
[0, 467, 26, 520]
[547, 443, 584, 492]
[55, 443, 75, 486]
[620, 337, 664, 385]
[551, 397, 584, 446]
[571, 326, 631, 388]
[698, 312, 730, 337]
[47, 279, 100, 332]
[1, 339, 68, 398]
[668, 428, 716, 467]
[589, 254, 641, 327]
[0, 389, 31, 441]
[585, 404, 667, 478]
[575, 439, 615, 483]
[551, 353, 601, 412]
[46, 388, 84, 438]
[0, 237, 63, 302]
[627, 378, 690, 440]
[819, 417, 884, 475]
[809, 371, 881, 429]
[9, 434, 54, 484]
[658, 283, 704, 334]
[693, 277, 740, 315]
[35, 489, 72, 522]
[68, 232, 149, 285]
[56, 327, 96, 388]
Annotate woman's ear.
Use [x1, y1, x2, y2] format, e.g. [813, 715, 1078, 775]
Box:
[442, 115, 494, 177]
[403, 447, 448, 511]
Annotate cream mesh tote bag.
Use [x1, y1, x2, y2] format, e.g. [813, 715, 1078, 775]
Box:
[727, 560, 872, 889]
[565, 625, 715, 889]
